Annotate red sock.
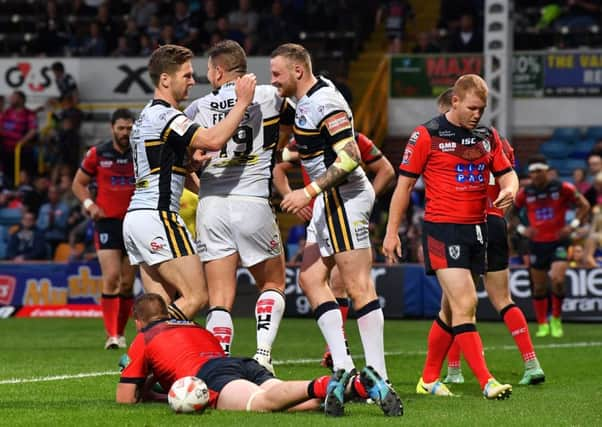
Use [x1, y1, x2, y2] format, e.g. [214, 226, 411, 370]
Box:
[101, 294, 119, 337]
[447, 340, 461, 368]
[117, 294, 134, 336]
[336, 298, 350, 326]
[422, 317, 454, 383]
[532, 296, 549, 324]
[551, 293, 563, 318]
[453, 325, 491, 389]
[308, 375, 331, 399]
[501, 304, 536, 362]
[352, 375, 368, 399]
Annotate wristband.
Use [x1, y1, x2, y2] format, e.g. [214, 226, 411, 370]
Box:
[570, 218, 580, 229]
[304, 181, 322, 199]
[516, 224, 527, 236]
[83, 198, 94, 210]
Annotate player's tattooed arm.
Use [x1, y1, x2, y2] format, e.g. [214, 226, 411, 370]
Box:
[313, 138, 360, 191]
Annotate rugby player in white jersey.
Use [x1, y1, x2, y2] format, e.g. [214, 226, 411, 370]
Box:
[122, 44, 256, 321]
[184, 40, 294, 374]
[270, 43, 402, 417]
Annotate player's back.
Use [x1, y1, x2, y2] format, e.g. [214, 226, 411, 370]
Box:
[128, 100, 191, 212]
[293, 77, 369, 191]
[186, 84, 288, 198]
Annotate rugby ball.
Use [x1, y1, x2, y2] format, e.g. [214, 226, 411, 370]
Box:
[168, 376, 210, 413]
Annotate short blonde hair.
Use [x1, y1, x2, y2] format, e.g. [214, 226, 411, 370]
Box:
[271, 43, 312, 73]
[453, 74, 488, 101]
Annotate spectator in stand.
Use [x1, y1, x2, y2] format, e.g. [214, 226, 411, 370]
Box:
[229, 0, 259, 41]
[572, 167, 590, 194]
[139, 34, 154, 56]
[158, 24, 177, 46]
[554, 0, 601, 30]
[376, 0, 415, 41]
[23, 174, 50, 215]
[68, 217, 97, 262]
[36, 0, 68, 56]
[96, 3, 118, 52]
[584, 171, 602, 209]
[448, 14, 483, 53]
[0, 91, 38, 188]
[81, 21, 109, 56]
[568, 243, 592, 268]
[37, 185, 69, 255]
[173, 1, 200, 50]
[7, 210, 48, 262]
[146, 15, 163, 46]
[122, 18, 141, 54]
[51, 62, 79, 105]
[129, 0, 158, 29]
[67, 0, 96, 21]
[258, 0, 295, 54]
[587, 153, 602, 183]
[200, 0, 222, 49]
[413, 31, 441, 53]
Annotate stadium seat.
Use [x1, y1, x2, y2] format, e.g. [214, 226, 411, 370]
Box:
[0, 208, 22, 226]
[552, 127, 582, 143]
[550, 158, 586, 176]
[0, 225, 8, 260]
[585, 126, 602, 141]
[570, 139, 596, 159]
[539, 139, 571, 159]
[53, 242, 72, 262]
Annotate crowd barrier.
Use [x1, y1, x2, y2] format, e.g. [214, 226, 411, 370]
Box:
[0, 262, 601, 321]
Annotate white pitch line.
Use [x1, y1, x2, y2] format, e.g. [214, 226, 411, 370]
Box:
[2, 341, 601, 385]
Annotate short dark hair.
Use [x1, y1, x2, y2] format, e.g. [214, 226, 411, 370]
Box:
[111, 108, 135, 124]
[51, 61, 64, 72]
[133, 293, 169, 323]
[148, 44, 193, 87]
[208, 39, 247, 74]
[527, 154, 548, 166]
[14, 90, 26, 104]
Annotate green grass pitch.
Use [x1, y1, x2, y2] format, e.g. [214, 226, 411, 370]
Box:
[1, 317, 601, 426]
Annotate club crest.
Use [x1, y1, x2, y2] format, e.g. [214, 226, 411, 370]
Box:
[448, 245, 460, 260]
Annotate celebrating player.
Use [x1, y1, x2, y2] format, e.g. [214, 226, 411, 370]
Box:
[514, 154, 590, 338]
[435, 89, 545, 386]
[72, 109, 136, 350]
[383, 74, 517, 399]
[184, 40, 294, 372]
[122, 44, 256, 321]
[116, 293, 393, 417]
[271, 43, 401, 416]
[273, 131, 395, 367]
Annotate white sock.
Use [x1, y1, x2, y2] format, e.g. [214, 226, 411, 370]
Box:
[206, 307, 233, 355]
[255, 289, 285, 358]
[316, 302, 355, 372]
[357, 300, 388, 380]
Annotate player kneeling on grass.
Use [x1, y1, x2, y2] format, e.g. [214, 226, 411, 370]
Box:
[116, 293, 401, 416]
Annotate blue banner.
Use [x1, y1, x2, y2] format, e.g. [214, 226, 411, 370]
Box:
[543, 53, 602, 96]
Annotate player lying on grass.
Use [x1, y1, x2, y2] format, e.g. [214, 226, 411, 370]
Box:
[116, 293, 401, 416]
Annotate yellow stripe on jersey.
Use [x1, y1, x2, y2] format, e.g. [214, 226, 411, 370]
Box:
[161, 211, 181, 258]
[144, 140, 163, 147]
[300, 150, 324, 159]
[162, 127, 172, 142]
[294, 126, 320, 136]
[172, 166, 187, 175]
[149, 167, 161, 174]
[171, 212, 194, 255]
[263, 117, 280, 127]
[188, 126, 203, 147]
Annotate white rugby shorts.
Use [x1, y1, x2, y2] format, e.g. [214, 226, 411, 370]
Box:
[196, 196, 282, 267]
[306, 184, 375, 257]
[123, 209, 196, 266]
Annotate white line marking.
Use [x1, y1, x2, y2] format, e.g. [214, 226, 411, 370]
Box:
[2, 341, 601, 385]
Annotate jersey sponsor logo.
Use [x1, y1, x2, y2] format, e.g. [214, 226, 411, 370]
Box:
[461, 137, 477, 145]
[209, 98, 236, 110]
[448, 245, 461, 260]
[527, 196, 536, 203]
[170, 115, 193, 136]
[197, 242, 207, 254]
[438, 130, 455, 138]
[438, 142, 456, 152]
[0, 275, 16, 305]
[100, 160, 113, 168]
[353, 219, 369, 241]
[268, 235, 280, 254]
[455, 162, 486, 183]
[402, 149, 412, 165]
[99, 233, 109, 245]
[408, 131, 420, 146]
[150, 236, 166, 253]
[324, 112, 351, 136]
[551, 192, 560, 200]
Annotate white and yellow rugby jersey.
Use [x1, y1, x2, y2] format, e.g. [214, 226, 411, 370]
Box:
[184, 83, 295, 198]
[294, 77, 370, 189]
[128, 99, 201, 212]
